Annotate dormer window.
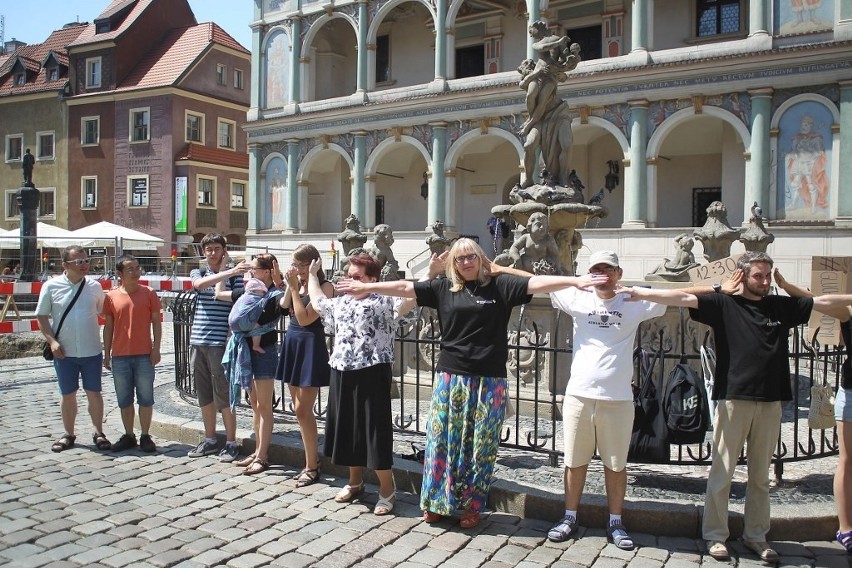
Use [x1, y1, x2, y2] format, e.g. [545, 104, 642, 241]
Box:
[14, 73, 25, 86]
[47, 68, 58, 81]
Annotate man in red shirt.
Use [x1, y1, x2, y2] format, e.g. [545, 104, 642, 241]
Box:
[103, 254, 162, 452]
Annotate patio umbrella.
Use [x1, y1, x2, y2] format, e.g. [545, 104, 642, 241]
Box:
[0, 223, 75, 249]
[67, 221, 165, 251]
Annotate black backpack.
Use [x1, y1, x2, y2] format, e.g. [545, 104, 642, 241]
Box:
[662, 357, 710, 444]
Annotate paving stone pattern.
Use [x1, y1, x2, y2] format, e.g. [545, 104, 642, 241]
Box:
[2, 331, 851, 567]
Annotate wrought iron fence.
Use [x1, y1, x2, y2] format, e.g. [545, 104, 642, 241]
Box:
[171, 293, 845, 480]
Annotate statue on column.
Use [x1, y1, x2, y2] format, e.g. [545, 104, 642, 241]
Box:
[22, 148, 35, 186]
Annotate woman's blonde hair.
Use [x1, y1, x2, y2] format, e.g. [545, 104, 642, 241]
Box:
[445, 238, 491, 292]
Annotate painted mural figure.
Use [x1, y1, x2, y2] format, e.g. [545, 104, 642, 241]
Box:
[517, 21, 581, 190]
[269, 167, 285, 226]
[786, 115, 828, 213]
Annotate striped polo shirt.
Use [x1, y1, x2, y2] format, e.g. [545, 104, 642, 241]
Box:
[189, 268, 243, 346]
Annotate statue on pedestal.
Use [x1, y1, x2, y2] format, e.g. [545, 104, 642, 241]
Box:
[739, 202, 775, 253]
[426, 220, 451, 256]
[693, 201, 741, 262]
[337, 214, 367, 256]
[370, 224, 400, 281]
[508, 212, 563, 275]
[646, 233, 699, 282]
[22, 149, 35, 187]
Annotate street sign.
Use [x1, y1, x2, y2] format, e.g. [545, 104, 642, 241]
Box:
[88, 247, 107, 256]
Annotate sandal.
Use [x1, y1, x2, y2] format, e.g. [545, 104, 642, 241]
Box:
[460, 509, 480, 529]
[335, 482, 365, 503]
[374, 491, 396, 516]
[837, 530, 852, 554]
[92, 432, 112, 451]
[234, 454, 257, 468]
[607, 520, 635, 551]
[294, 466, 321, 488]
[243, 460, 269, 476]
[51, 434, 76, 453]
[423, 511, 443, 523]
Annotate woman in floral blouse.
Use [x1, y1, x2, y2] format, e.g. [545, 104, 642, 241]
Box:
[337, 238, 607, 529]
[308, 252, 440, 515]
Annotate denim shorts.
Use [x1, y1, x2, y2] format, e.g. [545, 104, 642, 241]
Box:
[836, 387, 852, 422]
[251, 346, 279, 380]
[55, 354, 103, 396]
[111, 354, 155, 408]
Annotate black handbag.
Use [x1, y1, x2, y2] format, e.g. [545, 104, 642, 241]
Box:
[43, 280, 86, 361]
[628, 352, 671, 464]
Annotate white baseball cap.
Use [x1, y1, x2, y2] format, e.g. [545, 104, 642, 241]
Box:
[588, 250, 620, 268]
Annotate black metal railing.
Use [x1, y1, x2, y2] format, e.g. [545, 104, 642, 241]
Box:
[171, 293, 845, 480]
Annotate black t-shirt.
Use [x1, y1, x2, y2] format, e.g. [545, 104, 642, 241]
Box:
[842, 319, 851, 389]
[689, 294, 813, 401]
[414, 274, 531, 377]
[231, 285, 284, 348]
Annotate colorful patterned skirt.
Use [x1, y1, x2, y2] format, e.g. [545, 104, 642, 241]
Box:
[419, 371, 508, 515]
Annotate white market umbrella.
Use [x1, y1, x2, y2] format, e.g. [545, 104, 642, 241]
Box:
[67, 221, 165, 251]
[0, 222, 74, 249]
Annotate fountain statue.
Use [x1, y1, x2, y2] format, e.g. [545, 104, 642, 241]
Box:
[491, 21, 606, 275]
[337, 213, 367, 256]
[425, 220, 451, 256]
[509, 212, 562, 275]
[739, 202, 775, 253]
[370, 224, 400, 281]
[646, 233, 700, 282]
[693, 201, 741, 262]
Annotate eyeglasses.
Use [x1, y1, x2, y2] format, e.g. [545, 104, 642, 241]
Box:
[65, 259, 90, 266]
[454, 253, 479, 265]
[589, 266, 618, 274]
[346, 274, 364, 281]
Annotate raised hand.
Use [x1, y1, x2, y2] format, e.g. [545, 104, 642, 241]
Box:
[576, 273, 610, 289]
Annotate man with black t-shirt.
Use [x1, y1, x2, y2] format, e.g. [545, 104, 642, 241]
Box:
[622, 251, 852, 562]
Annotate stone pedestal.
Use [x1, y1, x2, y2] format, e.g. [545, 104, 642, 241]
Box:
[16, 184, 40, 282]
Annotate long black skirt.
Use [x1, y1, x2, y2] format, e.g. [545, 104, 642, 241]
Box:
[323, 363, 394, 470]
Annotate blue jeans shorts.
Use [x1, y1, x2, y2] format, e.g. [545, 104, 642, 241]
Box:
[112, 354, 155, 408]
[836, 387, 852, 422]
[251, 346, 279, 380]
[55, 354, 103, 396]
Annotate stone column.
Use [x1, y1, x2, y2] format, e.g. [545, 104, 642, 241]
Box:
[248, 143, 262, 231]
[749, 0, 769, 36]
[631, 0, 649, 53]
[17, 185, 39, 281]
[434, 0, 448, 86]
[838, 80, 852, 226]
[353, 132, 368, 226]
[429, 123, 447, 226]
[444, 169, 457, 231]
[356, 0, 369, 93]
[748, 88, 772, 219]
[364, 176, 377, 230]
[286, 139, 300, 231]
[248, 22, 263, 121]
[290, 18, 302, 104]
[623, 99, 648, 227]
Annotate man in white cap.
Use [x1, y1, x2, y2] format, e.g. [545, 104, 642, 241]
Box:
[547, 250, 666, 550]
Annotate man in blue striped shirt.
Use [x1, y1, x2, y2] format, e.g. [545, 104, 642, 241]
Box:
[187, 233, 248, 461]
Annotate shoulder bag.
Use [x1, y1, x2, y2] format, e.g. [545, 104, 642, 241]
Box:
[42, 280, 86, 361]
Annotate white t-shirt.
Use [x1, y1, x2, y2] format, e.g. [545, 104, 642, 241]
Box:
[550, 287, 666, 401]
[36, 274, 105, 358]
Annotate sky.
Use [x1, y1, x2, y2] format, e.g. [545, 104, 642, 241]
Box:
[1, 0, 253, 50]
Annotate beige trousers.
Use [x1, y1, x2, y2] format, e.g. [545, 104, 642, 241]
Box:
[702, 399, 782, 542]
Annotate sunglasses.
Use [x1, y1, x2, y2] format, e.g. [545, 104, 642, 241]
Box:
[65, 259, 91, 266]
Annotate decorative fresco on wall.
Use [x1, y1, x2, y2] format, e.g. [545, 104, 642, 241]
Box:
[775, 0, 834, 35]
[776, 101, 833, 220]
[265, 31, 289, 109]
[265, 156, 287, 228]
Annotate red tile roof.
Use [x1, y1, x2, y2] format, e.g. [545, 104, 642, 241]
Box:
[68, 0, 153, 46]
[176, 143, 249, 169]
[0, 24, 87, 97]
[114, 22, 248, 93]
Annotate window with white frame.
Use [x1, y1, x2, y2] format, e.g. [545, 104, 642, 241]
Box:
[197, 176, 216, 207]
[5, 134, 23, 162]
[82, 177, 97, 209]
[218, 119, 235, 149]
[185, 111, 204, 143]
[233, 69, 243, 89]
[130, 108, 150, 142]
[36, 131, 55, 160]
[128, 175, 149, 207]
[231, 181, 246, 208]
[216, 64, 226, 85]
[7, 188, 56, 219]
[82, 116, 100, 146]
[85, 57, 102, 88]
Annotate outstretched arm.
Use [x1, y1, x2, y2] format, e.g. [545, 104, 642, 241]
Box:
[619, 286, 699, 309]
[527, 273, 609, 294]
[334, 273, 416, 298]
[812, 294, 852, 321]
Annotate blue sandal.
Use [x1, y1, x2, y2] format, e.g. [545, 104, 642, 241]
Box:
[837, 530, 852, 553]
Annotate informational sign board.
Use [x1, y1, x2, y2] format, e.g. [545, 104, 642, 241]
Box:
[87, 247, 107, 257]
[688, 254, 743, 285]
[808, 257, 852, 346]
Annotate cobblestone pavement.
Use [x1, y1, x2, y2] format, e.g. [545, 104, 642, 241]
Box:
[2, 332, 852, 567]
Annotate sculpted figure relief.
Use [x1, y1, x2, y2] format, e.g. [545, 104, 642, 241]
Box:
[693, 201, 741, 262]
[509, 212, 563, 275]
[426, 220, 452, 256]
[337, 214, 367, 256]
[646, 233, 699, 282]
[370, 224, 400, 281]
